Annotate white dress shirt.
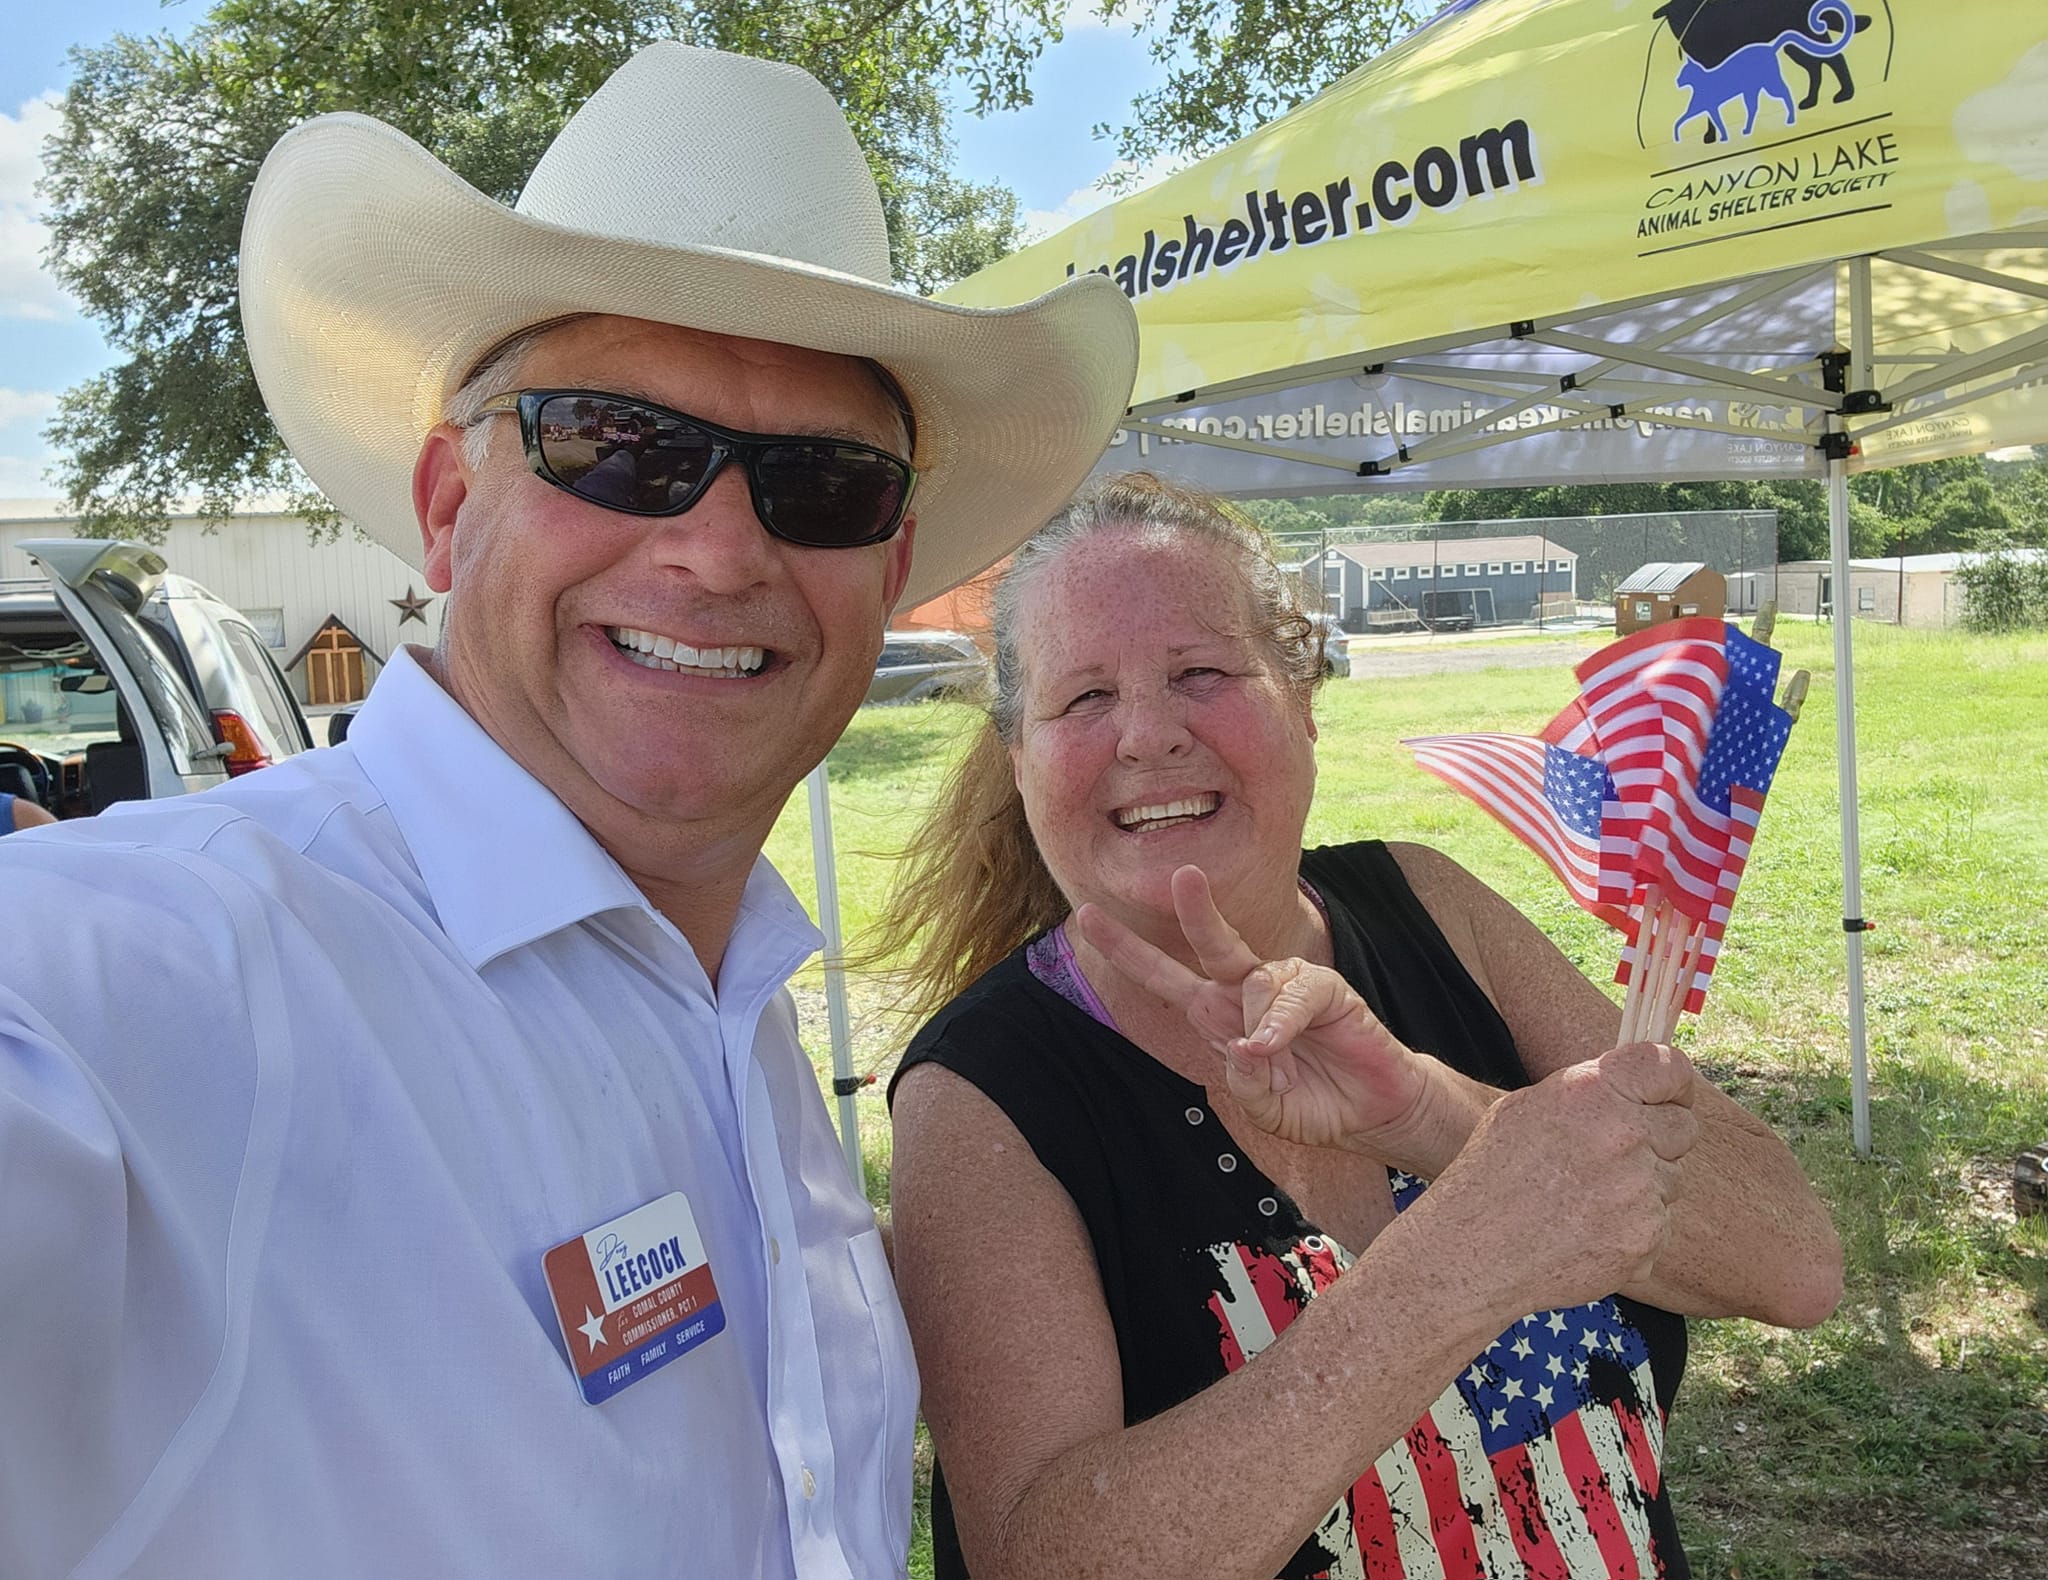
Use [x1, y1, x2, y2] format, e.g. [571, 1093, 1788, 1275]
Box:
[0, 648, 916, 1579]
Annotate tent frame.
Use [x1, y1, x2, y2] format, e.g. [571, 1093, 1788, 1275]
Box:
[808, 239, 2047, 1168]
[1037, 239, 2048, 1158]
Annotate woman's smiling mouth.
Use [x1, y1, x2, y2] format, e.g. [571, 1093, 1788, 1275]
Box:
[1113, 793, 1221, 833]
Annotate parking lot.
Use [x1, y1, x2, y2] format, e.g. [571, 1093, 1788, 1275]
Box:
[1338, 627, 1609, 679]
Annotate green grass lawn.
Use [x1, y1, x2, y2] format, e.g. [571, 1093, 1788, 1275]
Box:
[767, 620, 2048, 1579]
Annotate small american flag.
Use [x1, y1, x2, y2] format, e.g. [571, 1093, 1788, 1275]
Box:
[1404, 733, 1628, 928]
[1572, 621, 1730, 919]
[1618, 626, 1794, 1010]
[1407, 619, 1790, 1019]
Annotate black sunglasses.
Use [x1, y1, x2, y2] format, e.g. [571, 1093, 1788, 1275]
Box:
[475, 389, 917, 549]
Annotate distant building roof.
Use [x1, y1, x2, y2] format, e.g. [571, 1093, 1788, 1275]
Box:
[0, 495, 308, 527]
[1615, 561, 1711, 595]
[0, 500, 73, 524]
[1317, 535, 1572, 569]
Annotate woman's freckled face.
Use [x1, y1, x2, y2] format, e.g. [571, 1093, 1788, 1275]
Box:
[1007, 526, 1317, 931]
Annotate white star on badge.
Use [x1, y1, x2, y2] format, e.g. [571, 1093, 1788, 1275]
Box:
[1535, 1384, 1555, 1409]
[1490, 1408, 1509, 1429]
[1547, 1311, 1568, 1334]
[1573, 1361, 1589, 1383]
[1545, 1354, 1565, 1378]
[1511, 1336, 1533, 1359]
[1503, 1377, 1525, 1401]
[579, 1306, 609, 1353]
[1582, 1327, 1602, 1351]
[1466, 1363, 1488, 1389]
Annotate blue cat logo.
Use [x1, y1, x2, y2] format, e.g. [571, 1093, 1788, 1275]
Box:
[1642, 0, 1896, 146]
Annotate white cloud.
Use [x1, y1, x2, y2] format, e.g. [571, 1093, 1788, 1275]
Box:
[1021, 150, 1190, 243]
[0, 93, 75, 322]
[0, 452, 59, 494]
[0, 387, 59, 425]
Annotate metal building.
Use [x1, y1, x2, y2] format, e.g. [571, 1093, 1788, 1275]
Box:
[1308, 534, 1578, 632]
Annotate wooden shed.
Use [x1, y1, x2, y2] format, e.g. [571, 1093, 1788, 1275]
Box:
[1614, 562, 1726, 634]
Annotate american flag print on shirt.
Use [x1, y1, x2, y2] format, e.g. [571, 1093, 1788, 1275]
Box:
[1201, 1173, 1671, 1580]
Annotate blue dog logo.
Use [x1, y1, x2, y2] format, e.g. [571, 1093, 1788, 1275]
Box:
[1648, 0, 1887, 145]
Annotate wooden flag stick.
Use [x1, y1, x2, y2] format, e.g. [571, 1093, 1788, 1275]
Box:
[1781, 668, 1811, 721]
[1622, 889, 1671, 1049]
[1638, 900, 1686, 1043]
[1653, 923, 1708, 1043]
[1618, 885, 1660, 1044]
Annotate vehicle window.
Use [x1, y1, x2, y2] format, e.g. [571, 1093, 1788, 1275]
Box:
[76, 595, 218, 773]
[122, 619, 220, 771]
[0, 640, 124, 757]
[219, 620, 309, 752]
[879, 641, 921, 666]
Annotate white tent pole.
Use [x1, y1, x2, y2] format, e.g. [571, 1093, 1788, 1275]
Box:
[805, 760, 864, 1186]
[1827, 426, 1873, 1158]
[1836, 255, 1877, 1157]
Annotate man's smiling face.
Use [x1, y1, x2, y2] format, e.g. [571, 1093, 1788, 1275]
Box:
[417, 315, 914, 850]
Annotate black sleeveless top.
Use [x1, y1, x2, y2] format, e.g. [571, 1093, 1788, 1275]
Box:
[893, 842, 1690, 1579]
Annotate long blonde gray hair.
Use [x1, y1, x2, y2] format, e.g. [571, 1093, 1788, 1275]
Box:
[866, 472, 1323, 1021]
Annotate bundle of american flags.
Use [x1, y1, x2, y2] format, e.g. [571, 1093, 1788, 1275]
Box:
[1404, 616, 1808, 1042]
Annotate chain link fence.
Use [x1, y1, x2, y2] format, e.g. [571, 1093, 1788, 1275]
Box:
[1269, 510, 1779, 636]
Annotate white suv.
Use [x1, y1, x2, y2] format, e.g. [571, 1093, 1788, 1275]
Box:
[0, 539, 312, 819]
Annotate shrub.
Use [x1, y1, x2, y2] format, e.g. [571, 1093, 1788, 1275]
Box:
[1954, 545, 2048, 632]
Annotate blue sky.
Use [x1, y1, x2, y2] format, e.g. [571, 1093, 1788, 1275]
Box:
[0, 3, 1166, 499]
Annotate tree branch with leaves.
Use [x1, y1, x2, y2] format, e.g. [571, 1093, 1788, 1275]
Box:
[39, 0, 1057, 540]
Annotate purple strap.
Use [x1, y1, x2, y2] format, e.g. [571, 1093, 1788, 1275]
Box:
[1026, 879, 1328, 1034]
[1025, 923, 1121, 1032]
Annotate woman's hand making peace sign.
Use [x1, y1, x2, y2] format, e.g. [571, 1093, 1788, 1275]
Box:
[1073, 864, 1439, 1159]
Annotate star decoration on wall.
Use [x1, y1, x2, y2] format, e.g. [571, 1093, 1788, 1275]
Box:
[390, 586, 433, 624]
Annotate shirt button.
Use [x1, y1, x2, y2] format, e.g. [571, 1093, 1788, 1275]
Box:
[769, 1236, 782, 1266]
[801, 1466, 817, 1499]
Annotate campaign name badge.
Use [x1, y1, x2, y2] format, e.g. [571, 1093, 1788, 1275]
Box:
[543, 1191, 725, 1405]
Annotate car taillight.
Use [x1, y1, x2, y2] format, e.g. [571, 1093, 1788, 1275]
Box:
[211, 710, 273, 776]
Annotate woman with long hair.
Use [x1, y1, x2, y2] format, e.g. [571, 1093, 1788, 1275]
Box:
[881, 473, 1841, 1580]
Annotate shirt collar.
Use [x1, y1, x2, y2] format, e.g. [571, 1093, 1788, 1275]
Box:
[348, 646, 819, 976]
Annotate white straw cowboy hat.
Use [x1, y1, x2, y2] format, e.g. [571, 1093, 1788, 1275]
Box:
[240, 42, 1138, 607]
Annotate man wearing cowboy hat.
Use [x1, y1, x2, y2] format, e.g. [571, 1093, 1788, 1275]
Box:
[0, 42, 1135, 1580]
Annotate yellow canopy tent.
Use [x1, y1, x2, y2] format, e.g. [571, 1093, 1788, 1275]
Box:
[944, 0, 2048, 1153]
